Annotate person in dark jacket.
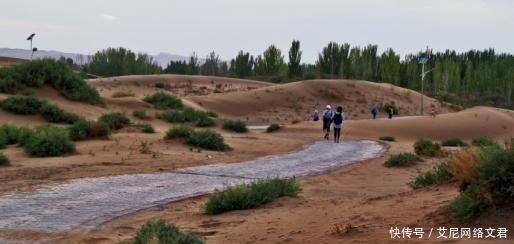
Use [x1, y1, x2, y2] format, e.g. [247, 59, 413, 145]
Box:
[332, 106, 345, 143]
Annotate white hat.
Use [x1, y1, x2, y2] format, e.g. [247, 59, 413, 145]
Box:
[326, 105, 331, 109]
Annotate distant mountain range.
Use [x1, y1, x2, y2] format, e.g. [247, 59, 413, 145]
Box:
[0, 48, 190, 67]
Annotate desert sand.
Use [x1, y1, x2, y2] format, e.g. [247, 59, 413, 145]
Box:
[0, 74, 513, 243]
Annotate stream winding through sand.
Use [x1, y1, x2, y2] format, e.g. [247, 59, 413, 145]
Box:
[0, 140, 385, 233]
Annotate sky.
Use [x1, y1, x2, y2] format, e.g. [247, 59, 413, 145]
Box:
[1, 0, 513, 63]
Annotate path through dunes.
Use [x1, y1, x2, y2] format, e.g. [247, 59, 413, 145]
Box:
[0, 140, 384, 233]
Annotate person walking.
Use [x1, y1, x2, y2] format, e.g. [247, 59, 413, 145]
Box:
[312, 110, 319, 121]
[322, 105, 333, 140]
[332, 106, 345, 143]
[387, 106, 394, 119]
[371, 104, 378, 120]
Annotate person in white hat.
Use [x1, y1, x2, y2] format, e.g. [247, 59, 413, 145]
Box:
[322, 105, 334, 140]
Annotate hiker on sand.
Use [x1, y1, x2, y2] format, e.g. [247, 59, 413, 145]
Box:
[371, 104, 378, 120]
[322, 105, 334, 140]
[387, 106, 394, 119]
[312, 110, 319, 121]
[430, 104, 437, 118]
[332, 106, 345, 143]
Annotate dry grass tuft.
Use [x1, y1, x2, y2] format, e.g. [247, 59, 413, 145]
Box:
[451, 148, 480, 190]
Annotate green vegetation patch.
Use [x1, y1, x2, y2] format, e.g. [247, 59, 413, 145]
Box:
[409, 161, 454, 189]
[204, 178, 300, 214]
[222, 119, 248, 133]
[442, 138, 468, 147]
[25, 126, 75, 157]
[143, 92, 183, 110]
[414, 138, 441, 157]
[379, 136, 396, 142]
[266, 123, 281, 133]
[98, 112, 131, 130]
[132, 219, 204, 244]
[384, 152, 423, 167]
[0, 153, 10, 166]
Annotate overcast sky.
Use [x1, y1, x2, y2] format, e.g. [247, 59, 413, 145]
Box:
[1, 0, 513, 62]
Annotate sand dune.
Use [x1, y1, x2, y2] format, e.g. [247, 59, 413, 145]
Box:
[343, 106, 514, 141]
[188, 79, 457, 123]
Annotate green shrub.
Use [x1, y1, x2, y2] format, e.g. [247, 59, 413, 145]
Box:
[40, 103, 80, 124]
[135, 122, 155, 133]
[186, 129, 230, 151]
[157, 110, 185, 123]
[0, 95, 43, 114]
[1, 59, 104, 106]
[222, 120, 248, 133]
[111, 90, 135, 98]
[449, 184, 487, 222]
[206, 111, 218, 118]
[196, 114, 215, 127]
[133, 108, 149, 119]
[414, 138, 441, 156]
[165, 125, 193, 139]
[442, 138, 468, 147]
[0, 124, 34, 148]
[472, 136, 498, 147]
[25, 126, 75, 157]
[132, 219, 204, 244]
[384, 152, 422, 167]
[409, 161, 454, 189]
[68, 119, 110, 140]
[0, 153, 10, 166]
[98, 112, 131, 130]
[204, 178, 300, 214]
[448, 146, 514, 222]
[266, 124, 281, 133]
[379, 136, 396, 142]
[143, 92, 182, 110]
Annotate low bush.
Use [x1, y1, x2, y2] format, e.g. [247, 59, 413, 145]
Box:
[196, 115, 215, 127]
[157, 107, 214, 126]
[442, 138, 468, 147]
[0, 59, 104, 106]
[186, 129, 230, 151]
[204, 178, 300, 214]
[0, 153, 10, 166]
[98, 112, 131, 130]
[143, 92, 182, 110]
[154, 82, 167, 89]
[379, 136, 396, 142]
[0, 95, 43, 115]
[448, 146, 514, 222]
[0, 124, 34, 147]
[472, 136, 498, 147]
[132, 219, 204, 244]
[222, 119, 248, 133]
[135, 122, 155, 133]
[409, 161, 454, 189]
[68, 119, 111, 140]
[384, 152, 422, 167]
[25, 126, 75, 157]
[40, 103, 80, 124]
[165, 124, 193, 139]
[206, 111, 218, 118]
[266, 124, 281, 133]
[414, 138, 441, 156]
[133, 108, 149, 120]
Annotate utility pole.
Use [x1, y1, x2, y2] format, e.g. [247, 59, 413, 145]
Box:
[418, 46, 432, 115]
[26, 33, 36, 60]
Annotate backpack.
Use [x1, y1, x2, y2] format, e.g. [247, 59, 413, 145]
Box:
[323, 110, 333, 119]
[333, 113, 343, 124]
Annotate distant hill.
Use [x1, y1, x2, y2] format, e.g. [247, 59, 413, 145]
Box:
[0, 48, 190, 67]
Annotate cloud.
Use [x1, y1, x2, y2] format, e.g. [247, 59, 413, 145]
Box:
[101, 14, 118, 21]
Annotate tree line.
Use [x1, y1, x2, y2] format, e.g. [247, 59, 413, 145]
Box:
[78, 44, 513, 109]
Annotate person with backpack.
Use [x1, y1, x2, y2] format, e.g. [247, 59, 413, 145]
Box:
[332, 106, 345, 143]
[371, 104, 378, 120]
[322, 105, 333, 140]
[312, 110, 319, 121]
